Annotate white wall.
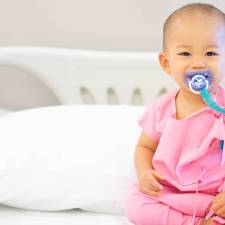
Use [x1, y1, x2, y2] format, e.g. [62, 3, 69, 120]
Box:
[0, 0, 224, 51]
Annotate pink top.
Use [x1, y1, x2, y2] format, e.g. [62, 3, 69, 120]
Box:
[138, 85, 225, 221]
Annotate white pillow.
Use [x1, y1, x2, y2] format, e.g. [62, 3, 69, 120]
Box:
[0, 105, 144, 213]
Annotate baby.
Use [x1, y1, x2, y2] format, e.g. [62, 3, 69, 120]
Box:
[124, 3, 225, 225]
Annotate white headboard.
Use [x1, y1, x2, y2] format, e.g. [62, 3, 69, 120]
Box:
[0, 46, 177, 107]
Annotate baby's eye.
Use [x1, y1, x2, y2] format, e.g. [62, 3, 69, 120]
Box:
[178, 52, 191, 56]
[205, 51, 218, 56]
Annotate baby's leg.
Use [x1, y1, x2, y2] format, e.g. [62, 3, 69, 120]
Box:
[124, 190, 203, 225]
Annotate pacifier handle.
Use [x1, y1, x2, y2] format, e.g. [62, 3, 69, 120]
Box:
[201, 88, 225, 115]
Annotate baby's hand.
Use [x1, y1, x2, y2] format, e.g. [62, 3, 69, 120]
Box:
[211, 192, 225, 218]
[138, 169, 164, 196]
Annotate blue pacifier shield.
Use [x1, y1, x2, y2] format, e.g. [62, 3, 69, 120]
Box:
[184, 71, 212, 94]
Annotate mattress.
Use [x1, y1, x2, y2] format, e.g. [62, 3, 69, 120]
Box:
[0, 205, 132, 225]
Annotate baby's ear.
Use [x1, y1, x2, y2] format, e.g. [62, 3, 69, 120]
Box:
[158, 52, 171, 75]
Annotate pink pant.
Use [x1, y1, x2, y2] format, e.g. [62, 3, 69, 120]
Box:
[124, 190, 203, 225]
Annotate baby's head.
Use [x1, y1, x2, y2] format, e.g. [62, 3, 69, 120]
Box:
[159, 3, 225, 93]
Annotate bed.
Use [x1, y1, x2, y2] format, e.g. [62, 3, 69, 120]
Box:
[0, 46, 177, 107]
[0, 205, 131, 225]
[0, 46, 178, 225]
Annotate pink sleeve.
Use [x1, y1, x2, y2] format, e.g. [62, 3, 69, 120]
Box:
[138, 101, 160, 142]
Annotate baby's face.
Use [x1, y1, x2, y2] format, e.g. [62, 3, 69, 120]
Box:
[163, 13, 225, 93]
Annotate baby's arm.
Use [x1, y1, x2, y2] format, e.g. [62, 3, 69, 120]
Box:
[135, 131, 157, 176]
[135, 131, 164, 196]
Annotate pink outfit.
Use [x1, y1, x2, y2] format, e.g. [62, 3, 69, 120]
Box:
[124, 85, 225, 225]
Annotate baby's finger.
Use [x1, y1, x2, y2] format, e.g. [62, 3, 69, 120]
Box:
[214, 204, 225, 217]
[211, 199, 224, 212]
[149, 179, 163, 191]
[148, 190, 161, 196]
[142, 187, 160, 196]
[151, 170, 165, 180]
[141, 178, 161, 192]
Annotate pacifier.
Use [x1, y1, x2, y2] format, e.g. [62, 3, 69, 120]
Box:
[184, 71, 225, 115]
[184, 71, 212, 94]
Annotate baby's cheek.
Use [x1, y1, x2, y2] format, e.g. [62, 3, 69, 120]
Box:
[217, 63, 225, 80]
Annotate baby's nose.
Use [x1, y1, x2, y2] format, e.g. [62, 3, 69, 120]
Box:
[190, 60, 206, 69]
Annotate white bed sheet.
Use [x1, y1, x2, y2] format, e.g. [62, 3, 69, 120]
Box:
[0, 205, 132, 225]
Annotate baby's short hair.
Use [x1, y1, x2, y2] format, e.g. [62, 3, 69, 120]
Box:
[163, 3, 225, 51]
